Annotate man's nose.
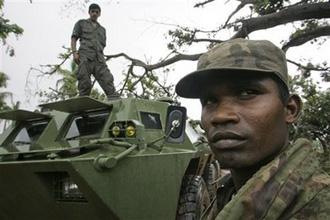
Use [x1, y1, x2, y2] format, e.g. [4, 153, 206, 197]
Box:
[210, 99, 240, 125]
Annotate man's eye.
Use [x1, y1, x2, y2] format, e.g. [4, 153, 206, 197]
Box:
[238, 89, 259, 98]
[201, 96, 217, 106]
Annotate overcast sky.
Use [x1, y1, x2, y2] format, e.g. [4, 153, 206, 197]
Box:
[1, 0, 329, 119]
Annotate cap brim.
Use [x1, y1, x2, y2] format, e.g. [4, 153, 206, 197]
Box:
[175, 67, 275, 98]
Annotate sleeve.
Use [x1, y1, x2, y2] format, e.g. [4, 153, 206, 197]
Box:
[71, 20, 82, 39]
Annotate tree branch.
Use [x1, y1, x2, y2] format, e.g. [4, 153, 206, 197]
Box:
[190, 38, 223, 44]
[232, 2, 330, 39]
[194, 0, 216, 8]
[283, 25, 330, 51]
[119, 64, 133, 95]
[36, 52, 72, 75]
[49, 87, 63, 95]
[224, 0, 255, 27]
[148, 71, 172, 97]
[147, 53, 203, 70]
[287, 59, 330, 72]
[105, 52, 146, 66]
[106, 52, 203, 71]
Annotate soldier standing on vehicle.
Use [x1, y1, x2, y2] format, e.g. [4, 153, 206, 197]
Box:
[176, 38, 330, 219]
[71, 3, 118, 100]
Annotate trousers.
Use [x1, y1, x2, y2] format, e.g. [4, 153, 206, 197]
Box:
[76, 59, 116, 98]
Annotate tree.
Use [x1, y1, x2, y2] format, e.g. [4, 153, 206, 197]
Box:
[0, 71, 10, 111]
[289, 74, 330, 171]
[36, 0, 330, 97]
[0, 0, 23, 111]
[0, 0, 23, 56]
[105, 0, 330, 90]
[35, 48, 107, 103]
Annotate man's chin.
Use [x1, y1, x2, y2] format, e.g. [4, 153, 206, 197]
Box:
[216, 157, 254, 169]
[216, 159, 238, 169]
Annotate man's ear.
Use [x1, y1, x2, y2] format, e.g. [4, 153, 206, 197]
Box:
[285, 94, 302, 124]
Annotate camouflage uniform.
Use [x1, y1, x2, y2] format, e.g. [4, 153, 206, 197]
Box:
[72, 19, 116, 98]
[216, 139, 330, 220]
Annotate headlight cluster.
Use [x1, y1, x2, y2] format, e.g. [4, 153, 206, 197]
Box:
[110, 121, 136, 138]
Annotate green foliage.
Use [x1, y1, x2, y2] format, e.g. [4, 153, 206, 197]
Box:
[0, 17, 23, 41]
[0, 71, 8, 88]
[290, 74, 330, 155]
[254, 0, 289, 15]
[0, 71, 12, 110]
[36, 60, 106, 103]
[288, 19, 329, 46]
[0, 0, 23, 111]
[0, 71, 13, 111]
[121, 68, 177, 100]
[167, 28, 195, 50]
[290, 20, 319, 40]
[38, 65, 78, 102]
[0, 1, 23, 43]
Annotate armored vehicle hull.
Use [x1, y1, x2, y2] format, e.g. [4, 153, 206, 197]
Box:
[0, 97, 221, 220]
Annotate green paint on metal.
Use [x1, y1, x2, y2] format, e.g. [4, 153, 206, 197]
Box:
[0, 109, 50, 121]
[39, 96, 112, 113]
[0, 96, 217, 219]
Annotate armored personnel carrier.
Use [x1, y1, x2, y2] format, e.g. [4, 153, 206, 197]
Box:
[0, 96, 221, 220]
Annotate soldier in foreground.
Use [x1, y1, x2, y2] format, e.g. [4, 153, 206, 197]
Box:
[71, 3, 118, 99]
[176, 38, 330, 219]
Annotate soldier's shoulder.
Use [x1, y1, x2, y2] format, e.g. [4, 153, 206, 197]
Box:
[289, 171, 330, 219]
[98, 23, 106, 31]
[315, 169, 330, 182]
[306, 171, 330, 208]
[297, 173, 330, 218]
[75, 19, 88, 25]
[303, 165, 330, 198]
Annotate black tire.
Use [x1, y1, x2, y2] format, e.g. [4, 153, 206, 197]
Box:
[176, 175, 211, 220]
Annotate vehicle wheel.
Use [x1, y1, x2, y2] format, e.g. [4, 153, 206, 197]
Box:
[176, 175, 211, 220]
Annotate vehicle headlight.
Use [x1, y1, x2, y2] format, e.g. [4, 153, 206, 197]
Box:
[109, 121, 138, 138]
[112, 125, 121, 137]
[126, 125, 136, 137]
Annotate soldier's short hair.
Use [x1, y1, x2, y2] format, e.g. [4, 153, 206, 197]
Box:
[89, 3, 101, 12]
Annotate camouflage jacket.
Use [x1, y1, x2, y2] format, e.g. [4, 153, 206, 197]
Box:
[216, 139, 330, 220]
[72, 19, 107, 62]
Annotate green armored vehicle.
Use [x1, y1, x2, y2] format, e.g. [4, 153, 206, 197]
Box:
[0, 97, 221, 220]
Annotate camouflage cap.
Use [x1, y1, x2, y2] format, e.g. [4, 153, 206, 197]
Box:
[175, 38, 289, 98]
